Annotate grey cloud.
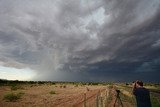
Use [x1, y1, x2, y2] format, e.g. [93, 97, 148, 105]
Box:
[0, 0, 160, 82]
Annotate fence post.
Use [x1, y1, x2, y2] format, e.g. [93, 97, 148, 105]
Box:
[96, 90, 101, 107]
[104, 89, 107, 107]
[100, 95, 103, 107]
[96, 93, 99, 107]
[84, 93, 86, 107]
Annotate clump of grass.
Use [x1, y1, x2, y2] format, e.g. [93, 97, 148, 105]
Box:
[49, 90, 56, 94]
[59, 85, 67, 88]
[11, 84, 24, 91]
[11, 85, 18, 90]
[18, 92, 25, 95]
[106, 92, 113, 106]
[150, 95, 160, 107]
[3, 92, 24, 102]
[74, 84, 78, 87]
[119, 92, 136, 105]
[30, 84, 37, 87]
[52, 82, 56, 85]
[63, 85, 66, 88]
[108, 85, 113, 89]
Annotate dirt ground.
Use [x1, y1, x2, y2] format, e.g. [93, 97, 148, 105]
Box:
[0, 84, 135, 107]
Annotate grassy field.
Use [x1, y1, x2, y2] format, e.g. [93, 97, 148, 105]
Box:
[0, 80, 160, 107]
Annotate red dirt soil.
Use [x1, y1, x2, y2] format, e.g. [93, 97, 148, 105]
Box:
[0, 84, 135, 107]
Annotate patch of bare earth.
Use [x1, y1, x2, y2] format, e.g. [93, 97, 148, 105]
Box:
[0, 84, 106, 107]
[0, 84, 136, 107]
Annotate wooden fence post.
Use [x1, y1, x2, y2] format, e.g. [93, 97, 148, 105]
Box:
[96, 93, 99, 107]
[100, 96, 103, 107]
[84, 93, 86, 107]
[96, 90, 101, 107]
[104, 89, 107, 107]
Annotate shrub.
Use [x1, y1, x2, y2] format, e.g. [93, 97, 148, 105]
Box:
[151, 95, 160, 107]
[74, 85, 78, 87]
[11, 85, 24, 91]
[52, 82, 56, 85]
[38, 81, 45, 84]
[3, 92, 24, 102]
[11, 85, 18, 90]
[49, 91, 56, 94]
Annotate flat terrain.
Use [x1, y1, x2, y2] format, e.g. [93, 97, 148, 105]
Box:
[0, 83, 160, 107]
[0, 84, 107, 107]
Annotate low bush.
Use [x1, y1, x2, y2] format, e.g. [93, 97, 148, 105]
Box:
[49, 91, 56, 94]
[11, 85, 24, 91]
[52, 82, 56, 85]
[150, 95, 160, 107]
[74, 85, 78, 87]
[11, 85, 18, 90]
[3, 92, 24, 102]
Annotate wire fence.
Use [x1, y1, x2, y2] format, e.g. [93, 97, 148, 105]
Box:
[54, 88, 109, 107]
[53, 86, 136, 107]
[53, 87, 110, 107]
[73, 88, 110, 107]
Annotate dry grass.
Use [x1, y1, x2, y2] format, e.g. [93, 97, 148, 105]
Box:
[0, 84, 106, 107]
[3, 92, 24, 102]
[49, 90, 56, 94]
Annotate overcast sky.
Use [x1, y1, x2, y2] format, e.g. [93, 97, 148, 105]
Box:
[0, 0, 160, 82]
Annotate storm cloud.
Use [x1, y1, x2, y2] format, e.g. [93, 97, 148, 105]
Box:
[0, 0, 160, 82]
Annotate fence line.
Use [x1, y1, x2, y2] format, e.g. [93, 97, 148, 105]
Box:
[53, 93, 84, 107]
[73, 90, 98, 106]
[54, 88, 108, 107]
[73, 88, 107, 107]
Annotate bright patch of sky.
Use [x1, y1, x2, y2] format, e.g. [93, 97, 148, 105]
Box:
[0, 66, 36, 80]
[92, 7, 105, 25]
[83, 7, 105, 27]
[80, 7, 106, 39]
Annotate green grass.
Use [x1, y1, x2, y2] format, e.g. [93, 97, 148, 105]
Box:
[150, 94, 160, 107]
[115, 85, 136, 105]
[10, 84, 24, 91]
[49, 90, 56, 94]
[105, 87, 113, 106]
[119, 92, 136, 105]
[74, 84, 78, 87]
[11, 85, 18, 90]
[3, 92, 25, 102]
[106, 94, 112, 106]
[116, 84, 160, 107]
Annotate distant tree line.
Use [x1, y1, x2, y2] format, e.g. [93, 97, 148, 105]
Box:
[1, 79, 159, 86]
[0, 79, 117, 86]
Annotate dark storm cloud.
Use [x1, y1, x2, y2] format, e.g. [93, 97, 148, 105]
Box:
[0, 0, 160, 82]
